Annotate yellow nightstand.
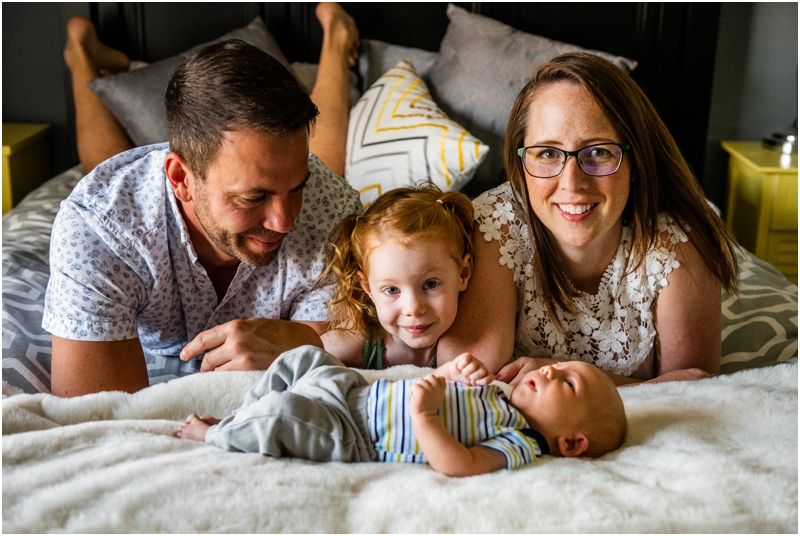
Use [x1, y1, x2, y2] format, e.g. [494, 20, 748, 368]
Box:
[3, 123, 52, 214]
[722, 141, 798, 284]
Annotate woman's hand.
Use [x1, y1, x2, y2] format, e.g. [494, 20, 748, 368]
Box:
[495, 356, 565, 385]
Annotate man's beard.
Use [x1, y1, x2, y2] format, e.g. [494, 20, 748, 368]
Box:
[193, 192, 284, 267]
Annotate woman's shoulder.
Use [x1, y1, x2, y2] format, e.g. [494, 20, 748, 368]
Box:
[472, 182, 518, 213]
[655, 212, 689, 247]
[472, 182, 527, 237]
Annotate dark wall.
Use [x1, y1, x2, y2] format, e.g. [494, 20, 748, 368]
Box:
[2, 3, 83, 175]
[705, 2, 798, 213]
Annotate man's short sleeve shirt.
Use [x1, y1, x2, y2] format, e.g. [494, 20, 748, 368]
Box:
[42, 143, 362, 356]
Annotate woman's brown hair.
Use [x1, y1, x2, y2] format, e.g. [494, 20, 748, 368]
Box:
[504, 52, 738, 326]
[321, 184, 475, 338]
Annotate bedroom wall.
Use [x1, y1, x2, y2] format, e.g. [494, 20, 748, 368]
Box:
[2, 3, 89, 176]
[704, 2, 798, 214]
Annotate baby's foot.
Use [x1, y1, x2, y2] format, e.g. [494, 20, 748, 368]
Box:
[177, 414, 216, 442]
[316, 2, 360, 67]
[64, 16, 130, 76]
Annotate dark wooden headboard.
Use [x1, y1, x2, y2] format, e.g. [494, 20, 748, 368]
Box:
[92, 2, 720, 187]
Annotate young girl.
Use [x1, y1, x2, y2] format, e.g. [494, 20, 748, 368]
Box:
[320, 185, 474, 370]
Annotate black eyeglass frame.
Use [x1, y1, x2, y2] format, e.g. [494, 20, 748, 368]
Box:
[517, 143, 632, 179]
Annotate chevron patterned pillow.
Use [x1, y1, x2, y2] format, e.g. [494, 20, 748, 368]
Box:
[345, 60, 489, 206]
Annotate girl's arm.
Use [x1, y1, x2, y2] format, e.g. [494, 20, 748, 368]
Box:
[410, 375, 507, 477]
[436, 227, 518, 373]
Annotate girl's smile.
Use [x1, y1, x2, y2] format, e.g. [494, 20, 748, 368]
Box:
[359, 239, 471, 357]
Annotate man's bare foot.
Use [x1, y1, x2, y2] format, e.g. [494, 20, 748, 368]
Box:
[64, 16, 130, 77]
[177, 414, 220, 442]
[315, 2, 360, 67]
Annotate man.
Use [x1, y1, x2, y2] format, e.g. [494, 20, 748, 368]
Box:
[44, 36, 362, 397]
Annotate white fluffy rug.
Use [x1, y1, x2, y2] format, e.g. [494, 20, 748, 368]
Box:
[3, 364, 797, 533]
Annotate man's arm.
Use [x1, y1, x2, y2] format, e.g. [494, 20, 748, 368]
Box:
[51, 336, 149, 397]
[410, 375, 507, 477]
[179, 318, 323, 371]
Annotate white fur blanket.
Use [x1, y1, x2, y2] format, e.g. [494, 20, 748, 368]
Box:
[3, 364, 797, 533]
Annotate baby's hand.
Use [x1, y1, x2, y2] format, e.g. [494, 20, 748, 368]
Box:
[449, 353, 494, 386]
[410, 374, 446, 416]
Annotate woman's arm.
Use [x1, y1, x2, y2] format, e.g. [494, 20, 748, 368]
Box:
[436, 227, 518, 373]
[497, 355, 713, 388]
[651, 237, 722, 377]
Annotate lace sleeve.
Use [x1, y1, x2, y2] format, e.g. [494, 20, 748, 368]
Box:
[472, 183, 531, 284]
[647, 213, 690, 291]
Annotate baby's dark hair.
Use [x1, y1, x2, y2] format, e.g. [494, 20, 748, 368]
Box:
[583, 372, 627, 458]
[322, 184, 474, 337]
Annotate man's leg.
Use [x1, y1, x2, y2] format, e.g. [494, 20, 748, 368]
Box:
[308, 2, 359, 178]
[64, 17, 134, 173]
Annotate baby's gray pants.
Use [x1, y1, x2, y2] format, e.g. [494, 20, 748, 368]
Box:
[205, 345, 377, 463]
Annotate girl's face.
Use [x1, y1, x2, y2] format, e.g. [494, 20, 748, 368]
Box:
[359, 239, 471, 351]
[523, 81, 631, 257]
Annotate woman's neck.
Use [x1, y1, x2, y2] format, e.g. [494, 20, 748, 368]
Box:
[552, 223, 623, 295]
[383, 335, 437, 368]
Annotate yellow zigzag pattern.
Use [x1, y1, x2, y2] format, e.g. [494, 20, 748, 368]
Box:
[371, 66, 481, 187]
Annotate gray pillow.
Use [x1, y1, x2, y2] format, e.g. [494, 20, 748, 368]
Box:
[429, 4, 638, 197]
[357, 39, 439, 93]
[88, 16, 289, 147]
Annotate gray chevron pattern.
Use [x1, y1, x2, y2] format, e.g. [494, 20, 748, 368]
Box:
[2, 166, 199, 394]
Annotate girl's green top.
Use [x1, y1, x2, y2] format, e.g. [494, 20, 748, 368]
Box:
[361, 338, 437, 370]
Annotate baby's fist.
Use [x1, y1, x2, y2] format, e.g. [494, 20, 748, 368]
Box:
[452, 353, 494, 386]
[410, 374, 446, 415]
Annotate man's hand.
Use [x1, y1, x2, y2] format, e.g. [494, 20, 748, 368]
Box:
[180, 318, 323, 372]
[439, 353, 495, 386]
[410, 374, 447, 416]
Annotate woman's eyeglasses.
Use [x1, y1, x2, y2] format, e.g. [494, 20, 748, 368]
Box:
[517, 143, 631, 178]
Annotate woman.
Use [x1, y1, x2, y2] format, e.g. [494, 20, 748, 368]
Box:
[438, 52, 739, 385]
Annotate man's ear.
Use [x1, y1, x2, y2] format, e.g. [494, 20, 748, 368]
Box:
[357, 270, 372, 297]
[458, 253, 473, 291]
[558, 432, 589, 457]
[164, 152, 193, 203]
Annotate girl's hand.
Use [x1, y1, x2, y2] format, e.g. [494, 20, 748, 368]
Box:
[410, 374, 446, 416]
[449, 353, 494, 386]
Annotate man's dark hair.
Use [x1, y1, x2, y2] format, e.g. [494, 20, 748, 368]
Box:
[165, 39, 318, 179]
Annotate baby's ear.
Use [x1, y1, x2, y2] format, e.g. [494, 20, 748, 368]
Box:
[557, 433, 589, 457]
[357, 270, 372, 296]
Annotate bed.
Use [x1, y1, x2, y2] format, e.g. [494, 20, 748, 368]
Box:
[3, 2, 798, 532]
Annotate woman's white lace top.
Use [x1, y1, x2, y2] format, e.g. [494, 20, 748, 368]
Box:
[473, 182, 688, 377]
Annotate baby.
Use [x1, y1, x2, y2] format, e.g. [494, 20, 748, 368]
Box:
[178, 346, 626, 477]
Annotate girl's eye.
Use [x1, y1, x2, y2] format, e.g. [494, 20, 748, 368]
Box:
[566, 380, 575, 391]
[383, 287, 399, 296]
[423, 280, 439, 290]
